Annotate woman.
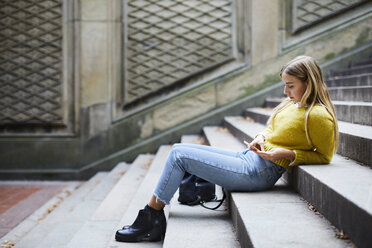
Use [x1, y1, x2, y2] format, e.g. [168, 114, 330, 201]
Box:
[115, 55, 339, 242]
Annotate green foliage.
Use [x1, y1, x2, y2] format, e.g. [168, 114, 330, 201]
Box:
[322, 27, 371, 63]
[262, 73, 281, 87]
[324, 52, 336, 61]
[241, 73, 281, 96]
[355, 27, 371, 46]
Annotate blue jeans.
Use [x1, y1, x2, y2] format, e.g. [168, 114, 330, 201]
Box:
[153, 143, 286, 205]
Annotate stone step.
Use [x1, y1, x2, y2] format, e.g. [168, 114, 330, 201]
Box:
[16, 163, 130, 248]
[14, 172, 108, 248]
[291, 155, 372, 248]
[37, 163, 129, 248]
[328, 86, 372, 102]
[330, 64, 372, 77]
[243, 107, 372, 166]
[332, 100, 372, 125]
[265, 98, 372, 126]
[66, 155, 155, 248]
[326, 73, 372, 87]
[224, 115, 268, 143]
[350, 58, 372, 67]
[105, 145, 172, 248]
[92, 155, 155, 221]
[264, 97, 284, 108]
[180, 134, 205, 144]
[223, 116, 372, 248]
[162, 135, 240, 248]
[203, 126, 248, 149]
[337, 121, 372, 166]
[202, 125, 351, 248]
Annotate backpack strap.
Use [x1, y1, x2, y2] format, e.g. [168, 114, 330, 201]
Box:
[199, 189, 226, 210]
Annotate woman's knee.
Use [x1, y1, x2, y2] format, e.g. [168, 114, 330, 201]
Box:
[171, 143, 182, 154]
[172, 143, 185, 150]
[172, 143, 197, 149]
[169, 144, 185, 163]
[171, 143, 196, 154]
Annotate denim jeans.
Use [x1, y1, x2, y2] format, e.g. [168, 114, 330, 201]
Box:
[153, 143, 286, 205]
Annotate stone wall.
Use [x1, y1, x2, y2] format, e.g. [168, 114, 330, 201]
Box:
[1, 0, 372, 179]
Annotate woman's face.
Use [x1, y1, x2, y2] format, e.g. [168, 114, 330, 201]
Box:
[282, 72, 308, 103]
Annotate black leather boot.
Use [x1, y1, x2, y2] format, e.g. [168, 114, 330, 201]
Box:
[115, 205, 166, 242]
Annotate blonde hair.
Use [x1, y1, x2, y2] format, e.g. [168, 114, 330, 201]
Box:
[268, 56, 339, 153]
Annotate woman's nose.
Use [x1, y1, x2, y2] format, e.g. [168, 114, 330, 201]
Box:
[283, 87, 288, 95]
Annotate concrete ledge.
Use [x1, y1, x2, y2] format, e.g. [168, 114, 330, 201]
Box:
[230, 180, 349, 248]
[292, 157, 372, 248]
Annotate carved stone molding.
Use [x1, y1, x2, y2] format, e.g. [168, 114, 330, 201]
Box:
[0, 0, 63, 125]
[292, 0, 368, 33]
[0, 0, 76, 135]
[124, 0, 234, 105]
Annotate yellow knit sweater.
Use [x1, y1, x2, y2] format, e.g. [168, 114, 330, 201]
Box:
[261, 102, 335, 170]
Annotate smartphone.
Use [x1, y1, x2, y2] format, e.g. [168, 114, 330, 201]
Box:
[244, 140, 258, 151]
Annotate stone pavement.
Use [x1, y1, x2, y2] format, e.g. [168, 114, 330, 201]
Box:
[0, 181, 80, 239]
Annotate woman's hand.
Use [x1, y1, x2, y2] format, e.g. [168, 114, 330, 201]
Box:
[253, 148, 295, 163]
[248, 135, 265, 151]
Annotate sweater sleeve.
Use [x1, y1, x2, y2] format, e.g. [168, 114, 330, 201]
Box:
[259, 121, 274, 140]
[292, 108, 336, 165]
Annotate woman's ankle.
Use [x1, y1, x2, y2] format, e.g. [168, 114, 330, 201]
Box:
[145, 204, 162, 212]
[148, 195, 165, 210]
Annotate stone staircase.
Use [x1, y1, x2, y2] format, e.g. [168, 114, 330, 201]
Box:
[1, 58, 371, 248]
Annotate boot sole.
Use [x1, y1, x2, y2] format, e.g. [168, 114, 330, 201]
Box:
[115, 227, 165, 242]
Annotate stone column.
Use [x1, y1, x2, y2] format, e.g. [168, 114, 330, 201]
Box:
[79, 0, 121, 138]
[250, 0, 279, 65]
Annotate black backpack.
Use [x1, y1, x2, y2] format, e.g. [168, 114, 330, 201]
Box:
[177, 172, 226, 210]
